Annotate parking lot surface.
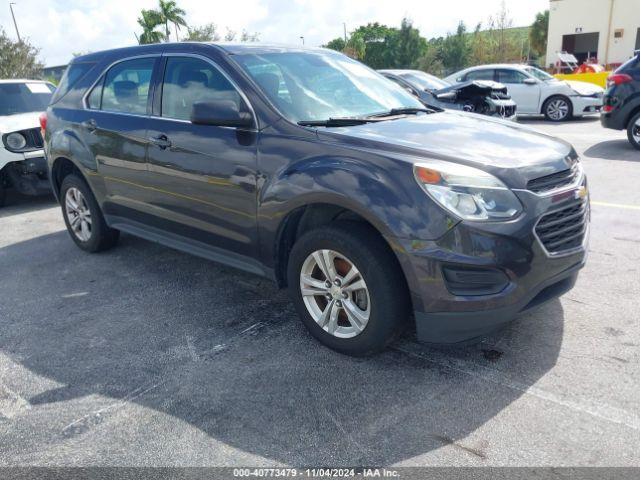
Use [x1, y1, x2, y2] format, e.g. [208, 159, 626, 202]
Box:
[1, 117, 639, 466]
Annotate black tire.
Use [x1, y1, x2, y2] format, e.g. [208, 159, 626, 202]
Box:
[627, 112, 640, 151]
[287, 221, 410, 356]
[60, 174, 119, 252]
[543, 95, 573, 122]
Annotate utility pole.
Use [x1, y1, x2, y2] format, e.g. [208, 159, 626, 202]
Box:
[9, 3, 21, 43]
[300, 36, 305, 45]
[343, 22, 347, 43]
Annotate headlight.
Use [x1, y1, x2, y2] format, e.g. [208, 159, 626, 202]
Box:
[5, 132, 27, 151]
[413, 161, 522, 221]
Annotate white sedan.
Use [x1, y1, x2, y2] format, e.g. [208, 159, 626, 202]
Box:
[0, 79, 55, 207]
[444, 64, 604, 122]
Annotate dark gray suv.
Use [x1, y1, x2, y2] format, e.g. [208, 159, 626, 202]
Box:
[44, 43, 589, 355]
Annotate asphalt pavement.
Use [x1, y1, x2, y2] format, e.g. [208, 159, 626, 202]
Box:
[0, 116, 638, 467]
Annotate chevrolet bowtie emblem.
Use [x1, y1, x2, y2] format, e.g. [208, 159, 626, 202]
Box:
[575, 185, 588, 200]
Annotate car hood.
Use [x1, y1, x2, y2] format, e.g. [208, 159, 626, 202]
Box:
[563, 80, 604, 95]
[0, 112, 42, 134]
[317, 111, 576, 189]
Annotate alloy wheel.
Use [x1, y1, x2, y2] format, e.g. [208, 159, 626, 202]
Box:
[65, 187, 92, 242]
[299, 249, 370, 338]
[546, 99, 570, 121]
[633, 118, 640, 144]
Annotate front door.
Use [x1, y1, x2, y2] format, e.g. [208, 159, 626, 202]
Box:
[145, 55, 259, 259]
[495, 68, 540, 114]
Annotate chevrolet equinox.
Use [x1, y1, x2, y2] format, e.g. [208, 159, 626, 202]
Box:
[44, 44, 589, 355]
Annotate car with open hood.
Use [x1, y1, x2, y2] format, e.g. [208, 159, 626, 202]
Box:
[0, 79, 56, 206]
[379, 69, 517, 120]
[44, 44, 589, 355]
[445, 64, 603, 122]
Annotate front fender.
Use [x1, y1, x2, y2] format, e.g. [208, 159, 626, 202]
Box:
[257, 152, 456, 267]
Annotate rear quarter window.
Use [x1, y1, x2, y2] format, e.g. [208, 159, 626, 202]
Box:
[50, 62, 96, 104]
[616, 56, 639, 73]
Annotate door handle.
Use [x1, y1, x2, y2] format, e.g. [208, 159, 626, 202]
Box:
[81, 119, 97, 132]
[149, 134, 172, 149]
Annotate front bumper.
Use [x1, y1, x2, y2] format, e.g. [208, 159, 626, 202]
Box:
[393, 180, 589, 344]
[0, 149, 50, 196]
[571, 95, 603, 116]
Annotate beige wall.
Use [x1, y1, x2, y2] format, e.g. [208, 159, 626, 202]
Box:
[546, 0, 639, 67]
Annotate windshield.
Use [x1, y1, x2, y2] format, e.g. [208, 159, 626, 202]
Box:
[525, 67, 555, 81]
[0, 82, 55, 116]
[233, 51, 424, 123]
[399, 71, 450, 91]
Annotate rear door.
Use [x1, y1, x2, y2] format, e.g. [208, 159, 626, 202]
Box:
[144, 54, 259, 259]
[495, 68, 540, 114]
[82, 56, 159, 217]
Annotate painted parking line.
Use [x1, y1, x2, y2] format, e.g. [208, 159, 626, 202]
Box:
[591, 201, 640, 211]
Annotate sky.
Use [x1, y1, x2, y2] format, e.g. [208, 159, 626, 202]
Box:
[0, 0, 548, 66]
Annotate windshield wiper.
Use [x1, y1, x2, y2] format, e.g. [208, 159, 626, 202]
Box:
[297, 117, 383, 127]
[366, 107, 434, 118]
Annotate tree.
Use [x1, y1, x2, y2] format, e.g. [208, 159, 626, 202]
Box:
[441, 22, 470, 73]
[530, 10, 549, 58]
[0, 28, 44, 78]
[485, 1, 518, 63]
[351, 23, 398, 69]
[182, 23, 221, 42]
[324, 38, 346, 52]
[240, 30, 260, 42]
[137, 9, 164, 44]
[156, 0, 187, 42]
[386, 18, 426, 69]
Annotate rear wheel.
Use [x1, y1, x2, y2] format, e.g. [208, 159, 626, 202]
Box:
[627, 112, 640, 151]
[60, 174, 119, 252]
[543, 96, 572, 122]
[287, 221, 409, 356]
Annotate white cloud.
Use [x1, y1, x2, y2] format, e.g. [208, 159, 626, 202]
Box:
[0, 0, 547, 66]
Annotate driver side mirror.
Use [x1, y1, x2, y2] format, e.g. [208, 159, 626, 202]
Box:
[523, 78, 538, 85]
[190, 100, 253, 128]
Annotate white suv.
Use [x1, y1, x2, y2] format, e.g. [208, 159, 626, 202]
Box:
[0, 79, 55, 206]
[445, 64, 603, 122]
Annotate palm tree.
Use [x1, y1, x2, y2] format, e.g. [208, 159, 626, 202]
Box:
[137, 9, 163, 44]
[156, 0, 187, 42]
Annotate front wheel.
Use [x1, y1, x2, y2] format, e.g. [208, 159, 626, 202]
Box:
[287, 222, 410, 356]
[627, 112, 640, 151]
[543, 96, 572, 122]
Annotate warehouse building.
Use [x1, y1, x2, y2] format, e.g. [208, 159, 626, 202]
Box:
[546, 0, 639, 69]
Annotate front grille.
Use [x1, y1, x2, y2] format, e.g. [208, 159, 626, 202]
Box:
[527, 163, 579, 194]
[535, 198, 589, 254]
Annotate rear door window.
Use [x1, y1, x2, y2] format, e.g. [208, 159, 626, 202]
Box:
[99, 58, 156, 115]
[50, 62, 96, 104]
[464, 69, 495, 81]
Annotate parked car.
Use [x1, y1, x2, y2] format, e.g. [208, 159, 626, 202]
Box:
[601, 53, 640, 150]
[44, 44, 589, 355]
[379, 69, 517, 120]
[445, 64, 604, 122]
[0, 79, 56, 206]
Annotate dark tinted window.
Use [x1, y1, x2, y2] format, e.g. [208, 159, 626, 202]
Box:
[87, 77, 104, 109]
[465, 69, 495, 81]
[101, 58, 155, 114]
[0, 82, 55, 116]
[51, 62, 95, 104]
[496, 69, 528, 84]
[161, 57, 241, 121]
